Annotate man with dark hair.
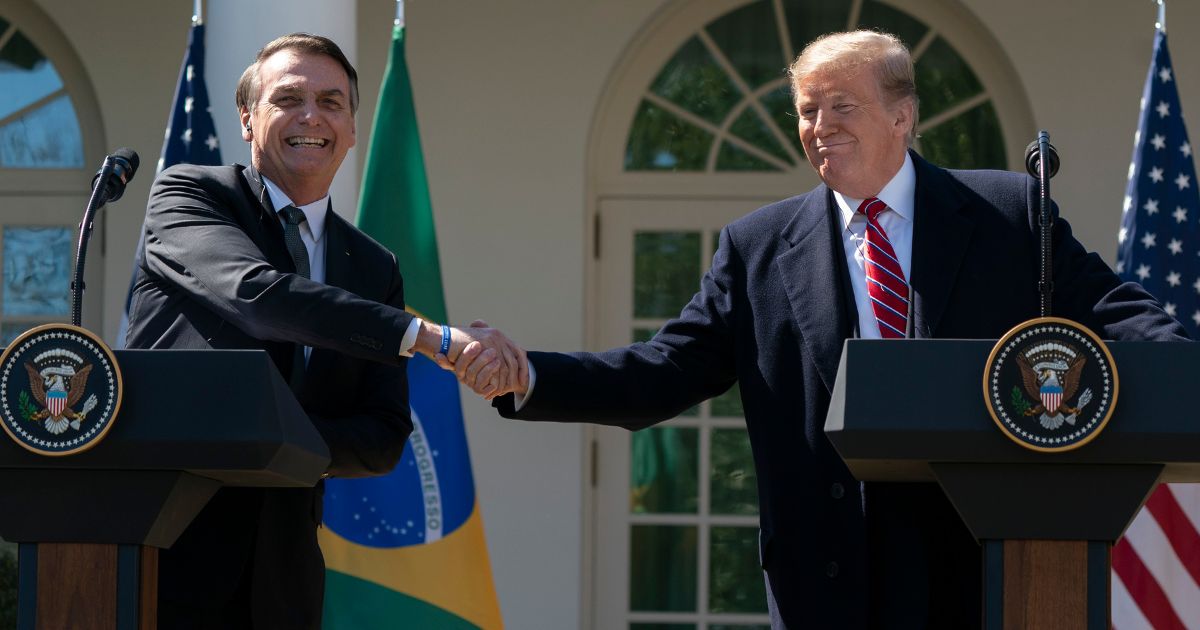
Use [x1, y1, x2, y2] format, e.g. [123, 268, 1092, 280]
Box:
[127, 33, 523, 629]
[454, 30, 1188, 628]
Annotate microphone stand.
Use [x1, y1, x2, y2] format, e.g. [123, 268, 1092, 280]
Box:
[72, 156, 117, 327]
[1036, 130, 1053, 317]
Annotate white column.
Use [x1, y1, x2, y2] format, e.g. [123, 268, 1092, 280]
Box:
[205, 0, 359, 220]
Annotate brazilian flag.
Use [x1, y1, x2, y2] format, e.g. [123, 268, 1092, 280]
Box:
[318, 19, 504, 630]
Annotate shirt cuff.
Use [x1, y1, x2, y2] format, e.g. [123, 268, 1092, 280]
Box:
[398, 318, 422, 357]
[512, 360, 536, 411]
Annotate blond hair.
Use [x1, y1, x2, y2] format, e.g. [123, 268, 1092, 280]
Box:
[788, 30, 918, 144]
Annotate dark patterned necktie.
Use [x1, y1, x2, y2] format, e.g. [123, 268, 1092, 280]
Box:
[278, 205, 309, 388]
[279, 205, 310, 279]
[858, 197, 909, 339]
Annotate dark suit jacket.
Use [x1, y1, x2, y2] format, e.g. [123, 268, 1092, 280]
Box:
[497, 153, 1188, 629]
[126, 163, 415, 629]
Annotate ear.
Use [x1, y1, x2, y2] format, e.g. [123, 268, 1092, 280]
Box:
[239, 108, 253, 142]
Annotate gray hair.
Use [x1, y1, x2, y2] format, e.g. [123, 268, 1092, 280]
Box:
[236, 32, 359, 115]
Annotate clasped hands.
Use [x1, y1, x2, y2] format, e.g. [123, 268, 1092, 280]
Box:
[419, 320, 528, 399]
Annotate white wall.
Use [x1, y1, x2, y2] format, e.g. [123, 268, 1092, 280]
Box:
[23, 0, 1200, 628]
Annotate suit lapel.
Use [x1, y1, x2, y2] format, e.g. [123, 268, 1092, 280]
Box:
[777, 187, 852, 391]
[908, 152, 974, 339]
[240, 165, 295, 273]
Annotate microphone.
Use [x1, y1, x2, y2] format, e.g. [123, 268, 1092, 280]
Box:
[1024, 139, 1059, 179]
[74, 148, 139, 326]
[90, 148, 140, 203]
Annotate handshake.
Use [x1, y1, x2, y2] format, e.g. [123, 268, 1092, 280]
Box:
[416, 320, 529, 400]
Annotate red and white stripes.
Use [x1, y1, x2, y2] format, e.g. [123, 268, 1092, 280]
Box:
[1113, 483, 1200, 629]
[859, 197, 909, 339]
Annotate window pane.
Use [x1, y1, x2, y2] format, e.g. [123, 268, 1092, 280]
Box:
[709, 526, 768, 613]
[914, 37, 984, 120]
[651, 37, 740, 125]
[711, 381, 743, 417]
[705, 0, 782, 89]
[716, 143, 777, 172]
[760, 85, 803, 160]
[782, 0, 853, 56]
[0, 94, 84, 168]
[632, 427, 699, 514]
[3, 226, 72, 316]
[711, 428, 758, 515]
[631, 524, 698, 612]
[634, 328, 698, 416]
[727, 107, 790, 164]
[626, 100, 713, 171]
[634, 231, 701, 318]
[919, 101, 1006, 170]
[856, 0, 929, 50]
[0, 30, 65, 122]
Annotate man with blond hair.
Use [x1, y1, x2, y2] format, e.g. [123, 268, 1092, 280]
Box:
[455, 30, 1186, 627]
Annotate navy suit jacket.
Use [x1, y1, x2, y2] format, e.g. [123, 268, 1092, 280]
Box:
[497, 153, 1187, 628]
[127, 163, 415, 629]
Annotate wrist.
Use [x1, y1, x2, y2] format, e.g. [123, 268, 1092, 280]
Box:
[414, 319, 447, 357]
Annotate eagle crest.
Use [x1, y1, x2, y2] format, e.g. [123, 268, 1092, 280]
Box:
[1015, 345, 1093, 430]
[24, 361, 97, 434]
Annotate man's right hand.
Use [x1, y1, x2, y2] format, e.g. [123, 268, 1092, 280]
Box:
[416, 320, 528, 398]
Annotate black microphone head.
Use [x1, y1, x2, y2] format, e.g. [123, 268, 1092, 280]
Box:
[111, 147, 140, 181]
[92, 147, 141, 203]
[1024, 139, 1059, 179]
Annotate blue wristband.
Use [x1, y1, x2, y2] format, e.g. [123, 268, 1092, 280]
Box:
[440, 324, 452, 356]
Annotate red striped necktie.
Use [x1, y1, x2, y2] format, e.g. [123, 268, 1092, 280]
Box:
[858, 197, 909, 339]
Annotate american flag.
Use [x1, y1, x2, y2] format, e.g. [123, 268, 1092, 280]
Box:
[115, 20, 221, 347]
[155, 22, 221, 173]
[1113, 27, 1200, 629]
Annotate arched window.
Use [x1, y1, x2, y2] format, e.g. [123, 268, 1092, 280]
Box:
[0, 3, 105, 342]
[624, 0, 1008, 173]
[628, 0, 1012, 171]
[585, 1, 1034, 627]
[0, 15, 84, 169]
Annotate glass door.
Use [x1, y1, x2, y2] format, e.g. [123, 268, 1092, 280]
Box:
[592, 198, 775, 630]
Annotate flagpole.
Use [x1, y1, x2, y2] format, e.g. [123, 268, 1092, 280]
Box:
[1156, 0, 1165, 33]
[193, 0, 203, 26]
[395, 0, 404, 29]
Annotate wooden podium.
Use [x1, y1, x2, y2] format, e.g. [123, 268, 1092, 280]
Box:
[825, 339, 1199, 630]
[0, 350, 329, 630]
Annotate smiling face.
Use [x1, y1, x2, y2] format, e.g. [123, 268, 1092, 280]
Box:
[240, 49, 355, 205]
[794, 65, 912, 199]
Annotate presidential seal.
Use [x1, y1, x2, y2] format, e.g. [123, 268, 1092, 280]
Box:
[983, 317, 1118, 452]
[0, 324, 122, 456]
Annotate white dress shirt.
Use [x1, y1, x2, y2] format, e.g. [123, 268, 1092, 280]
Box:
[261, 176, 420, 360]
[833, 153, 916, 339]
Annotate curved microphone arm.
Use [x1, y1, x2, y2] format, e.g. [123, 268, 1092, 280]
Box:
[72, 156, 116, 327]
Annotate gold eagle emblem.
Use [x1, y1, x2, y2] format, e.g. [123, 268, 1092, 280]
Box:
[24, 361, 97, 434]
